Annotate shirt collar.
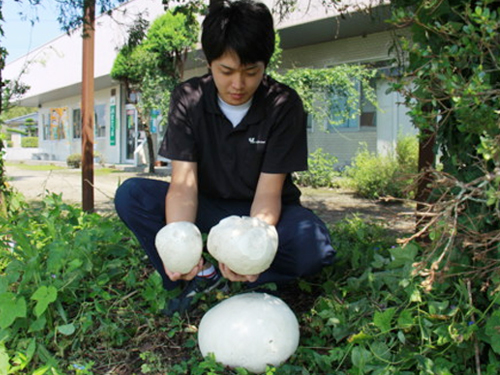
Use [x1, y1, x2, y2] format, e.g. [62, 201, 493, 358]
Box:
[203, 73, 267, 126]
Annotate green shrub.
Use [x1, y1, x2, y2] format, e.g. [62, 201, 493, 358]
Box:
[0, 193, 167, 373]
[66, 153, 81, 168]
[294, 148, 340, 188]
[396, 135, 418, 173]
[297, 224, 500, 375]
[21, 137, 38, 148]
[344, 136, 418, 199]
[93, 151, 105, 166]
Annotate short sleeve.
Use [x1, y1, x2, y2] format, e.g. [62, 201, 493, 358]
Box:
[158, 87, 198, 161]
[261, 94, 308, 173]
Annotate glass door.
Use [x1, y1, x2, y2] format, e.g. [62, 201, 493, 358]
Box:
[125, 104, 138, 163]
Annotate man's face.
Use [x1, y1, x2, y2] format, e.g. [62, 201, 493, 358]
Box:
[210, 51, 265, 106]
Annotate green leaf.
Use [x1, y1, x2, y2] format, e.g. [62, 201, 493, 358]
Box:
[57, 323, 76, 336]
[388, 244, 418, 268]
[485, 310, 500, 354]
[373, 307, 396, 333]
[31, 286, 58, 317]
[0, 344, 10, 375]
[397, 309, 414, 329]
[351, 346, 372, 370]
[29, 316, 47, 333]
[32, 364, 51, 375]
[0, 292, 27, 329]
[0, 277, 8, 294]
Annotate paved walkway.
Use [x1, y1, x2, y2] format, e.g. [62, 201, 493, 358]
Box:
[6, 163, 169, 213]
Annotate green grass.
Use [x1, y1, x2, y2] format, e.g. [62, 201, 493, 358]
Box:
[5, 162, 67, 171]
[6, 162, 124, 175]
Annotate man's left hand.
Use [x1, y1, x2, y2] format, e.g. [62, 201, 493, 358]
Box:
[219, 263, 259, 283]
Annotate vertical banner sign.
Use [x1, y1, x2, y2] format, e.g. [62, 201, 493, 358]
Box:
[150, 109, 160, 134]
[49, 107, 69, 140]
[110, 96, 116, 146]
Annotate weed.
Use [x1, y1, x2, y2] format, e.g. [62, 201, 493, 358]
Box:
[1, 193, 499, 373]
[294, 148, 340, 188]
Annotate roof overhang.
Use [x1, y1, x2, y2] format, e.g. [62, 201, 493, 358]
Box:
[279, 3, 394, 49]
[17, 2, 394, 107]
[18, 75, 115, 108]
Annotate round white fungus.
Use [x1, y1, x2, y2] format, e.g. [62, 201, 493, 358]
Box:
[207, 216, 278, 275]
[154, 221, 203, 274]
[198, 293, 300, 374]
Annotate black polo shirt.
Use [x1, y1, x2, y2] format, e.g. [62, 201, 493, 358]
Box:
[158, 73, 307, 204]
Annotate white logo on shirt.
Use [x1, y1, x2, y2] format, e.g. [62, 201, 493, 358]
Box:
[248, 137, 266, 145]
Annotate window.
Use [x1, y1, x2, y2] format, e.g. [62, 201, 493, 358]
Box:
[94, 104, 106, 138]
[43, 114, 50, 140]
[326, 81, 360, 131]
[306, 114, 314, 133]
[73, 109, 81, 139]
[326, 79, 377, 131]
[360, 80, 376, 127]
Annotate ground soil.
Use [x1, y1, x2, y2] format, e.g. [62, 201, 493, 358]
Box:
[6, 163, 416, 235]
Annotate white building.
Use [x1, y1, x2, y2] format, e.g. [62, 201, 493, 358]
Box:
[3, 0, 415, 166]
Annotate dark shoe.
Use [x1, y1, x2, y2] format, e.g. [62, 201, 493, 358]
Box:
[162, 271, 227, 316]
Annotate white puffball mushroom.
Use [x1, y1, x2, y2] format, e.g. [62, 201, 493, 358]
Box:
[207, 216, 278, 275]
[154, 221, 203, 274]
[198, 293, 300, 374]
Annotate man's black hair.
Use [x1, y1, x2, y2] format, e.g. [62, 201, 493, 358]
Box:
[201, 0, 275, 67]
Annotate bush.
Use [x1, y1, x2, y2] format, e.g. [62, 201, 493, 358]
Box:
[93, 151, 105, 166]
[66, 153, 81, 168]
[294, 148, 340, 188]
[344, 136, 418, 199]
[0, 193, 166, 373]
[21, 137, 38, 148]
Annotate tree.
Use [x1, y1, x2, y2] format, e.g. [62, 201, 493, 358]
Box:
[390, 0, 500, 284]
[24, 117, 37, 137]
[1, 0, 129, 213]
[111, 8, 200, 173]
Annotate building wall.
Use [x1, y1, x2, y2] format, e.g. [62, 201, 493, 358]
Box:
[37, 84, 122, 163]
[5, 0, 414, 166]
[281, 30, 397, 69]
[4, 0, 166, 102]
[307, 127, 377, 168]
[276, 30, 416, 165]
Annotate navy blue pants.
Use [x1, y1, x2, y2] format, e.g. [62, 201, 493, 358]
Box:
[114, 177, 335, 290]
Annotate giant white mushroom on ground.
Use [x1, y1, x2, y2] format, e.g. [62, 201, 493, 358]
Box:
[154, 221, 203, 274]
[198, 292, 300, 373]
[207, 216, 279, 275]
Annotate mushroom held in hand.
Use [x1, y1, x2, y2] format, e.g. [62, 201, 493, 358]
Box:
[154, 221, 203, 274]
[198, 292, 300, 374]
[207, 216, 278, 275]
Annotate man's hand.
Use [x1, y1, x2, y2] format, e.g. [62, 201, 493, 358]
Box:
[219, 262, 259, 283]
[165, 257, 204, 282]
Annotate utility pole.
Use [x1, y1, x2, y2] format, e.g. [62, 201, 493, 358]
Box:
[81, 0, 95, 212]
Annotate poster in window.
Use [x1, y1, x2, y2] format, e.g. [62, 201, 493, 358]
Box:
[49, 107, 69, 140]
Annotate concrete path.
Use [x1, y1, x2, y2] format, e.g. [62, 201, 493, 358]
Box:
[5, 163, 169, 213]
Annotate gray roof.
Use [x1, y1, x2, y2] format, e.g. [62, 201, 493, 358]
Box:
[4, 112, 38, 127]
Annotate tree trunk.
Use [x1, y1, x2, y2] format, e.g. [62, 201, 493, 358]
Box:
[81, 0, 96, 213]
[135, 107, 156, 174]
[145, 124, 156, 174]
[0, 47, 7, 214]
[415, 126, 436, 242]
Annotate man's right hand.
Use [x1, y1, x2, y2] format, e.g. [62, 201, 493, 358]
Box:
[165, 257, 204, 282]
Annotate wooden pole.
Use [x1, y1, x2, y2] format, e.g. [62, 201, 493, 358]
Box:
[81, 0, 95, 212]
